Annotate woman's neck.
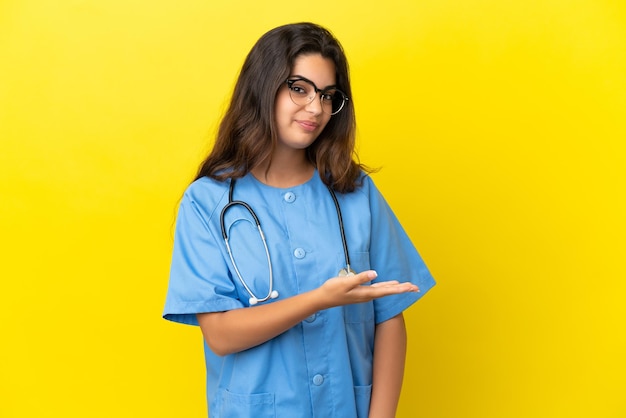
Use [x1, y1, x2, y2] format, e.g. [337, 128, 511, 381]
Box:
[251, 153, 315, 188]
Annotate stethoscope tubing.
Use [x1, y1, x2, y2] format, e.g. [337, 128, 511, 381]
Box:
[326, 185, 352, 273]
[220, 195, 277, 305]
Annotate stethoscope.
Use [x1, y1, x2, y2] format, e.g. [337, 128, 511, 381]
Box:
[220, 178, 356, 305]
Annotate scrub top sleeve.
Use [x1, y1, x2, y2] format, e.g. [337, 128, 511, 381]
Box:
[365, 177, 436, 324]
[163, 190, 243, 326]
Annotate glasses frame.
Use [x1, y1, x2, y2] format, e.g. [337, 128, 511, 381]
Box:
[285, 77, 349, 115]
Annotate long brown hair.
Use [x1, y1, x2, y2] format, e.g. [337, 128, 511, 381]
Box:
[195, 22, 371, 193]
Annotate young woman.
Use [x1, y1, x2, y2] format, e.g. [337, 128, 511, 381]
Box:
[163, 22, 435, 418]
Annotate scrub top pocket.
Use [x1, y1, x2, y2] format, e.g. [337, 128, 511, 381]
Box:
[214, 388, 275, 418]
[354, 385, 372, 418]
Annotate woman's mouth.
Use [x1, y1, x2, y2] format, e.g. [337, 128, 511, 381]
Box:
[296, 120, 319, 132]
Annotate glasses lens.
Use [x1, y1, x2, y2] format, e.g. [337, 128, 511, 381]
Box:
[322, 89, 346, 115]
[287, 79, 347, 115]
[288, 80, 313, 106]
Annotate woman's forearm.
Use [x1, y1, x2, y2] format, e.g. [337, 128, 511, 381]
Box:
[197, 271, 417, 356]
[369, 313, 408, 418]
[197, 288, 323, 356]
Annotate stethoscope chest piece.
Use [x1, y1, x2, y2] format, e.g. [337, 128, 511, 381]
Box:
[338, 267, 356, 277]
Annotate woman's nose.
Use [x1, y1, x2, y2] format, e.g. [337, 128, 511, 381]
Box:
[304, 95, 323, 114]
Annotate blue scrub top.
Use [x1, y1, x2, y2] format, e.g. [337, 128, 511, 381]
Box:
[163, 171, 435, 418]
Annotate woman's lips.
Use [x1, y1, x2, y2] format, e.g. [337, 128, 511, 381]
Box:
[296, 120, 319, 132]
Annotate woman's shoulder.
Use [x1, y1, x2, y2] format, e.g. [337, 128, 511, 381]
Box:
[181, 176, 230, 211]
[353, 170, 378, 195]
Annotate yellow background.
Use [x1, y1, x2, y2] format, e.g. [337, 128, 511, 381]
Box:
[1, 0, 625, 417]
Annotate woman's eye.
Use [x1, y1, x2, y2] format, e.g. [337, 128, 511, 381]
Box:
[291, 85, 308, 95]
[321, 93, 335, 101]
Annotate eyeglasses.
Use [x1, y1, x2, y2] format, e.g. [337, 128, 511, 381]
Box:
[285, 77, 349, 115]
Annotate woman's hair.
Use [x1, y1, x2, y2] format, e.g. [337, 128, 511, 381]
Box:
[194, 22, 372, 193]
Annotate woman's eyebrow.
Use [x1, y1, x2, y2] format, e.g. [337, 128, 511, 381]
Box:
[289, 74, 337, 90]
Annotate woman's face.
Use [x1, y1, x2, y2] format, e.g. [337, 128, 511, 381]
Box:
[274, 53, 336, 153]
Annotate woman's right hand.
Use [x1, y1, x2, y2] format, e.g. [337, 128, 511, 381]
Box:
[316, 270, 419, 310]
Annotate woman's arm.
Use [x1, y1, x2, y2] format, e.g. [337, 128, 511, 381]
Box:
[197, 271, 418, 356]
[369, 313, 408, 418]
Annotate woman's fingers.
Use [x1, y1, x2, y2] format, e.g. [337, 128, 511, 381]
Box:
[350, 270, 378, 284]
[344, 271, 419, 295]
[370, 280, 400, 287]
[367, 281, 419, 295]
[320, 270, 419, 308]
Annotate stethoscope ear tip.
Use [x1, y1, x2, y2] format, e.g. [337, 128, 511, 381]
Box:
[249, 297, 259, 305]
[270, 290, 279, 299]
